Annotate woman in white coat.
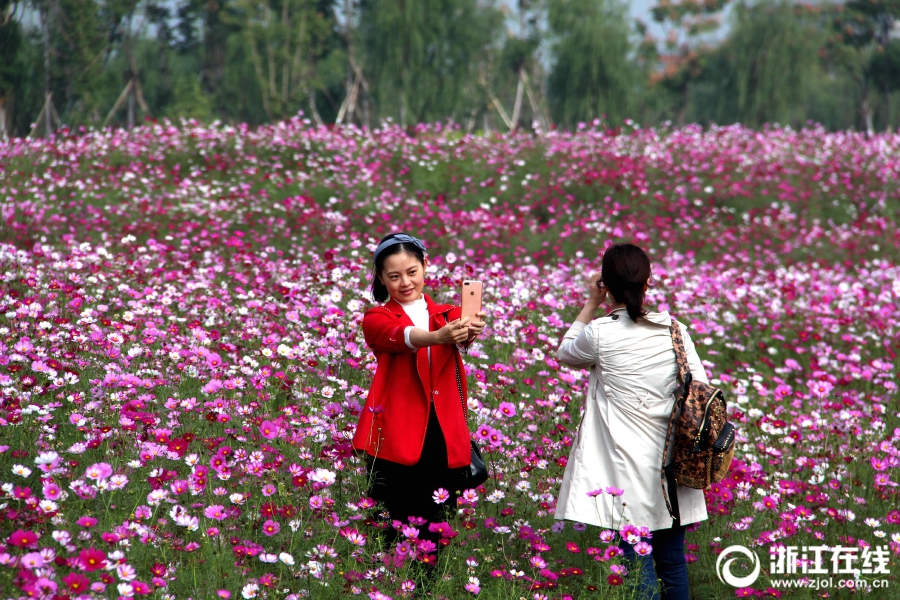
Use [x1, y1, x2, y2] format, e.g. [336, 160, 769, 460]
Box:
[555, 243, 708, 600]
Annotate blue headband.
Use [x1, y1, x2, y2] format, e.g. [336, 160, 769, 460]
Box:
[373, 234, 427, 265]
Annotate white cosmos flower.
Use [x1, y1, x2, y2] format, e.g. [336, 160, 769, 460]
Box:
[52, 531, 71, 545]
[12, 465, 32, 477]
[311, 468, 336, 486]
[279, 552, 295, 565]
[117, 564, 137, 581]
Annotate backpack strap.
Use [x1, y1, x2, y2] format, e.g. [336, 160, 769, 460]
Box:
[669, 321, 693, 391]
[660, 319, 692, 523]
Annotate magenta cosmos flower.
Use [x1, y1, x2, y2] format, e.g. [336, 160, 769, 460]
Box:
[262, 519, 280, 536]
[204, 505, 227, 521]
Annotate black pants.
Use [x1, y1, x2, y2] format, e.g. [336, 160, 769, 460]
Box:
[366, 404, 458, 544]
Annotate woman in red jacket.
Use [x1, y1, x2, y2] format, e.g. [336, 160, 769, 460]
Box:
[352, 233, 486, 543]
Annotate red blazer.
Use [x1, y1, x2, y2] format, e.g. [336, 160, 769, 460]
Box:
[352, 294, 471, 469]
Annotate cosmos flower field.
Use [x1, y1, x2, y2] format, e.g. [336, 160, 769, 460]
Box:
[1, 117, 899, 599]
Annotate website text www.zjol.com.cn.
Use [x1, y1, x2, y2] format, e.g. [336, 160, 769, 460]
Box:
[769, 578, 890, 590]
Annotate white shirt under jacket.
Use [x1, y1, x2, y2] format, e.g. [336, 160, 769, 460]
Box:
[554, 308, 709, 531]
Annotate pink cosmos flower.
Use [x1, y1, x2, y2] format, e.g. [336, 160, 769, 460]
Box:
[33, 578, 57, 594]
[20, 552, 44, 569]
[633, 541, 653, 556]
[79, 547, 107, 571]
[497, 401, 516, 418]
[77, 516, 98, 528]
[259, 420, 278, 439]
[262, 519, 280, 536]
[42, 483, 62, 500]
[62, 572, 90, 593]
[132, 581, 152, 595]
[204, 505, 227, 521]
[530, 556, 547, 568]
[85, 462, 113, 481]
[8, 530, 39, 547]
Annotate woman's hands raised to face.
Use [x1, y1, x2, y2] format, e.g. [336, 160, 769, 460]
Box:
[588, 271, 608, 307]
[572, 272, 608, 326]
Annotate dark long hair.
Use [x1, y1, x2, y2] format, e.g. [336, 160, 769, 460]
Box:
[601, 243, 651, 323]
[371, 233, 426, 303]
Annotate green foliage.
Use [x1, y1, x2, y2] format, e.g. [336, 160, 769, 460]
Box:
[547, 0, 640, 128]
[165, 75, 214, 121]
[869, 40, 900, 92]
[359, 0, 503, 125]
[0, 8, 26, 134]
[686, 1, 827, 128]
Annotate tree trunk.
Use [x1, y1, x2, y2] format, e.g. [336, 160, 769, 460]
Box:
[0, 96, 8, 141]
[127, 83, 135, 129]
[861, 84, 874, 136]
[41, 0, 52, 138]
[510, 67, 525, 132]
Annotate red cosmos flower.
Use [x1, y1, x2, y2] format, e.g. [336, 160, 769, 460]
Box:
[8, 529, 39, 547]
[607, 574, 623, 586]
[62, 572, 90, 592]
[79, 547, 107, 571]
[167, 438, 189, 456]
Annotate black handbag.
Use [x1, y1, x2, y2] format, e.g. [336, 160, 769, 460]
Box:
[455, 441, 488, 490]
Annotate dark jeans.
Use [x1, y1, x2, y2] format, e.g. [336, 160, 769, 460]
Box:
[618, 524, 689, 600]
[366, 404, 458, 545]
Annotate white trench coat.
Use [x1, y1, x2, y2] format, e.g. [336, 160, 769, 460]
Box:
[554, 308, 709, 531]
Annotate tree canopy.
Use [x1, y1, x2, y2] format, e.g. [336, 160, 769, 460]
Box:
[1, 0, 899, 137]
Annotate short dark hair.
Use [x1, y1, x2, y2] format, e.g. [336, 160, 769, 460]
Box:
[371, 233, 426, 302]
[601, 243, 651, 323]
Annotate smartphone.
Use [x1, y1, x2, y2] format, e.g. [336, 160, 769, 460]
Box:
[460, 280, 483, 320]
